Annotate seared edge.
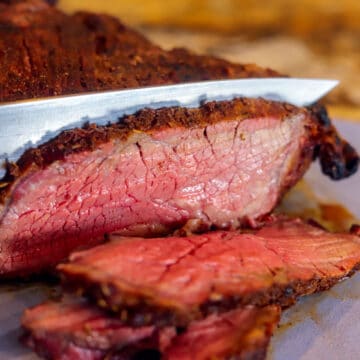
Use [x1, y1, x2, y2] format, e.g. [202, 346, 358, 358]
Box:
[58, 262, 360, 328]
[58, 219, 360, 328]
[162, 305, 281, 360]
[21, 298, 279, 360]
[309, 104, 359, 180]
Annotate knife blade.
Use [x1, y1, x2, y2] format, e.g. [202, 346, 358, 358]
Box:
[0, 78, 338, 167]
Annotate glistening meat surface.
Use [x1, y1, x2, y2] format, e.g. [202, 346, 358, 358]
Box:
[21, 298, 280, 360]
[59, 218, 360, 326]
[0, 99, 318, 277]
[21, 298, 168, 360]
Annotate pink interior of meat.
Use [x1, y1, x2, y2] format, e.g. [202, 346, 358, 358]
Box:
[164, 306, 276, 359]
[22, 299, 278, 360]
[22, 300, 157, 352]
[0, 115, 306, 274]
[66, 219, 360, 309]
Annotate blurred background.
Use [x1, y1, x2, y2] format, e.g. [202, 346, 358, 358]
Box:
[59, 0, 360, 119]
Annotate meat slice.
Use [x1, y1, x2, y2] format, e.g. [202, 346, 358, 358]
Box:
[0, 99, 320, 277]
[58, 218, 360, 326]
[21, 298, 173, 360]
[162, 305, 280, 360]
[21, 298, 280, 360]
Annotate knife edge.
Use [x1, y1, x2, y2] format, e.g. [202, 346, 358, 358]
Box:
[0, 78, 338, 175]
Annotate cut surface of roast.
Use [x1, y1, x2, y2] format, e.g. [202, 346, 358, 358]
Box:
[21, 298, 280, 360]
[59, 217, 360, 326]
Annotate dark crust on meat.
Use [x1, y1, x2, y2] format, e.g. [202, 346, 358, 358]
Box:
[309, 104, 359, 179]
[0, 1, 279, 103]
[21, 302, 279, 360]
[162, 306, 280, 360]
[0, 97, 314, 206]
[59, 262, 360, 328]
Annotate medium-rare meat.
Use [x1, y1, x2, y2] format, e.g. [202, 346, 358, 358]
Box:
[58, 217, 360, 326]
[21, 298, 173, 360]
[21, 298, 280, 360]
[0, 0, 358, 277]
[162, 305, 280, 360]
[0, 99, 322, 277]
[0, 104, 357, 278]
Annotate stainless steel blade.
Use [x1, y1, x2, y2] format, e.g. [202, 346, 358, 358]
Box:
[0, 78, 338, 169]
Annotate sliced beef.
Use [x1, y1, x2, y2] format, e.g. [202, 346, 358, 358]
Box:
[0, 99, 320, 277]
[21, 298, 280, 360]
[21, 298, 173, 360]
[58, 217, 360, 326]
[0, 1, 358, 278]
[162, 305, 280, 360]
[310, 104, 359, 180]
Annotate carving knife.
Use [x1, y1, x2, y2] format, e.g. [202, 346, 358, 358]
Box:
[0, 78, 338, 168]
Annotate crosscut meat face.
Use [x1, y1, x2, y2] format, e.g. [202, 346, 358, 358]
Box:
[58, 218, 360, 326]
[21, 298, 280, 360]
[21, 298, 167, 360]
[0, 99, 318, 277]
[162, 305, 280, 360]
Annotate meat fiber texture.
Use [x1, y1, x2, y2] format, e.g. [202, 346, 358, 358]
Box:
[21, 298, 280, 360]
[0, 0, 358, 278]
[0, 99, 320, 277]
[58, 218, 360, 327]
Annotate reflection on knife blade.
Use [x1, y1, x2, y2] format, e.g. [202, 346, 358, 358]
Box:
[0, 78, 338, 169]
